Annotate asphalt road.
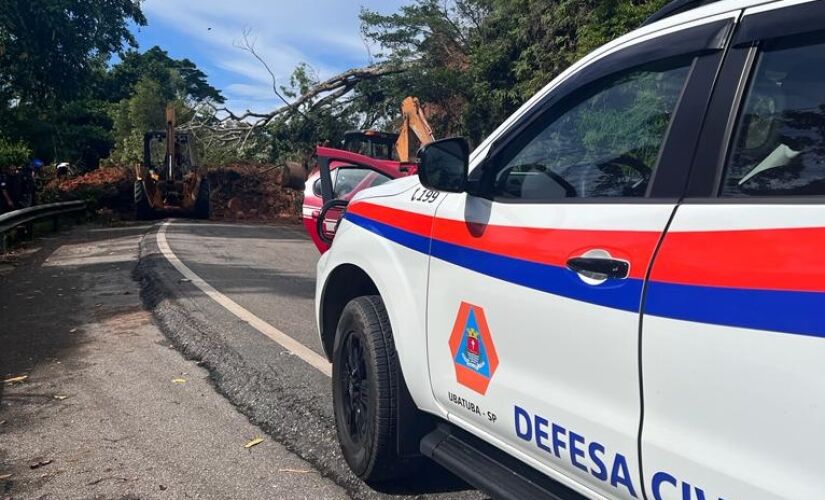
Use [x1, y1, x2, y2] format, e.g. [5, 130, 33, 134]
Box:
[0, 224, 347, 500]
[163, 222, 323, 356]
[0, 220, 483, 499]
[137, 220, 483, 500]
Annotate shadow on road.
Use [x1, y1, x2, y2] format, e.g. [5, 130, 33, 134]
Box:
[0, 225, 148, 416]
[139, 221, 485, 499]
[371, 461, 477, 496]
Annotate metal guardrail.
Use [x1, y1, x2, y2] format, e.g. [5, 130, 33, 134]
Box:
[0, 201, 86, 252]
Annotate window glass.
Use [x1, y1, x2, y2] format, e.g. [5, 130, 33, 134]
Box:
[492, 58, 692, 200]
[333, 167, 391, 198]
[722, 38, 825, 197]
[370, 142, 394, 160]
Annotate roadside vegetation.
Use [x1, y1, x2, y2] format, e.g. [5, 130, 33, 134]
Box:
[0, 0, 668, 217]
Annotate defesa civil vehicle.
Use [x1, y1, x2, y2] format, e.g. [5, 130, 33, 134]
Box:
[315, 0, 825, 498]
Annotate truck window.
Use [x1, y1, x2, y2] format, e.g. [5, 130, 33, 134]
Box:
[722, 35, 825, 197]
[334, 167, 391, 198]
[491, 57, 692, 200]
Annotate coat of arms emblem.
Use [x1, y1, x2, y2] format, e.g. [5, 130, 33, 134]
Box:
[462, 327, 486, 371]
[449, 302, 499, 395]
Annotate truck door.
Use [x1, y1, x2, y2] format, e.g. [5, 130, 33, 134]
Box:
[425, 18, 733, 499]
[641, 3, 825, 499]
[307, 147, 402, 252]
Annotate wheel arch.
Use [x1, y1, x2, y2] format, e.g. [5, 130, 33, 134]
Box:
[317, 215, 443, 419]
[319, 261, 438, 458]
[319, 263, 379, 361]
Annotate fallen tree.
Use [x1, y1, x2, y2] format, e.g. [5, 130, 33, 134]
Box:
[183, 31, 411, 152]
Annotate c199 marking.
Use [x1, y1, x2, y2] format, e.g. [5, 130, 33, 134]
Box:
[411, 188, 440, 203]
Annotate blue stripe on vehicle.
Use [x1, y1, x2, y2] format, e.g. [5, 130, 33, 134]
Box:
[430, 238, 643, 312]
[346, 212, 643, 313]
[645, 281, 825, 339]
[347, 212, 825, 339]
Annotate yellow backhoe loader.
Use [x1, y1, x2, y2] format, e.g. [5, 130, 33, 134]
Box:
[134, 105, 210, 220]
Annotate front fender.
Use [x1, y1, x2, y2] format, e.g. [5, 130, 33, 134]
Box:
[316, 188, 445, 418]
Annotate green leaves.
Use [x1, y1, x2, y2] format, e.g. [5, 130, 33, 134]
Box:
[0, 0, 150, 168]
[107, 47, 224, 104]
[0, 0, 147, 105]
[356, 0, 670, 146]
[0, 138, 32, 169]
[0, 0, 219, 169]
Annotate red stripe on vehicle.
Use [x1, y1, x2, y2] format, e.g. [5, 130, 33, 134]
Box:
[348, 201, 659, 279]
[431, 218, 659, 280]
[347, 201, 434, 237]
[652, 227, 825, 293]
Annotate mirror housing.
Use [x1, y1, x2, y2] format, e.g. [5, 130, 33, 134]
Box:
[417, 138, 470, 193]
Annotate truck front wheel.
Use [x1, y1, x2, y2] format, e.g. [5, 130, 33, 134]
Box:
[332, 295, 415, 483]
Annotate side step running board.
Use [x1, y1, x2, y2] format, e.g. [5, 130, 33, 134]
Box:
[420, 424, 585, 500]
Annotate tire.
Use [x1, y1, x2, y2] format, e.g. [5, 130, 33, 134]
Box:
[134, 181, 153, 220]
[332, 296, 417, 483]
[194, 178, 210, 220]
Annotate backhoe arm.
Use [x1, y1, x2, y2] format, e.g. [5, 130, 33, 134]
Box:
[395, 97, 435, 163]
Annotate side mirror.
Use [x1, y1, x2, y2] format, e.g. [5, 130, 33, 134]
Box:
[417, 138, 469, 193]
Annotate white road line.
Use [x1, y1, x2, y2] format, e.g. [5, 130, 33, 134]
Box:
[156, 222, 332, 377]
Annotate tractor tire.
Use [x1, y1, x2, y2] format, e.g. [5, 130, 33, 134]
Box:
[134, 181, 154, 220]
[332, 296, 421, 484]
[194, 178, 211, 220]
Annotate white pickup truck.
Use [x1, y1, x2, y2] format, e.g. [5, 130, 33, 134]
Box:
[314, 0, 825, 498]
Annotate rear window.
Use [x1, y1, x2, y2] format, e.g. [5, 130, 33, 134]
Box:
[722, 36, 825, 197]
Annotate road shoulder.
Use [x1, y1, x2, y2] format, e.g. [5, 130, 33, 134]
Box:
[0, 223, 347, 500]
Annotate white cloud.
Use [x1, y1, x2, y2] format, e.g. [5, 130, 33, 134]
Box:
[140, 0, 405, 114]
[224, 83, 278, 102]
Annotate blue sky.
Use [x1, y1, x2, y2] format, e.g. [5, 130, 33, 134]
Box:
[134, 0, 407, 114]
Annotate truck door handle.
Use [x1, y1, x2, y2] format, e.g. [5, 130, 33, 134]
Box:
[566, 257, 630, 281]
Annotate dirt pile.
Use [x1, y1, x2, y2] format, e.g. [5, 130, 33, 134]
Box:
[208, 163, 303, 222]
[39, 162, 305, 222]
[43, 166, 136, 214]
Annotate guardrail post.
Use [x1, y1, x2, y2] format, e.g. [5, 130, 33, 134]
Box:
[0, 233, 6, 253]
[24, 222, 34, 241]
[52, 214, 60, 232]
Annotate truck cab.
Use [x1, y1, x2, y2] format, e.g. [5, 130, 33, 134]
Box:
[342, 130, 399, 161]
[315, 1, 825, 498]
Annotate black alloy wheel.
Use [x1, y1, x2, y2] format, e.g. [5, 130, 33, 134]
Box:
[340, 329, 370, 447]
[332, 295, 418, 483]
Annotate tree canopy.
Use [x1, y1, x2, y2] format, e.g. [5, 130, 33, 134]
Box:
[0, 0, 146, 105]
[358, 0, 670, 144]
[0, 1, 223, 169]
[1, 0, 673, 170]
[196, 0, 670, 161]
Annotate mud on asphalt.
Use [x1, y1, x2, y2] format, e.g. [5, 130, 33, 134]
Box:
[135, 222, 479, 500]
